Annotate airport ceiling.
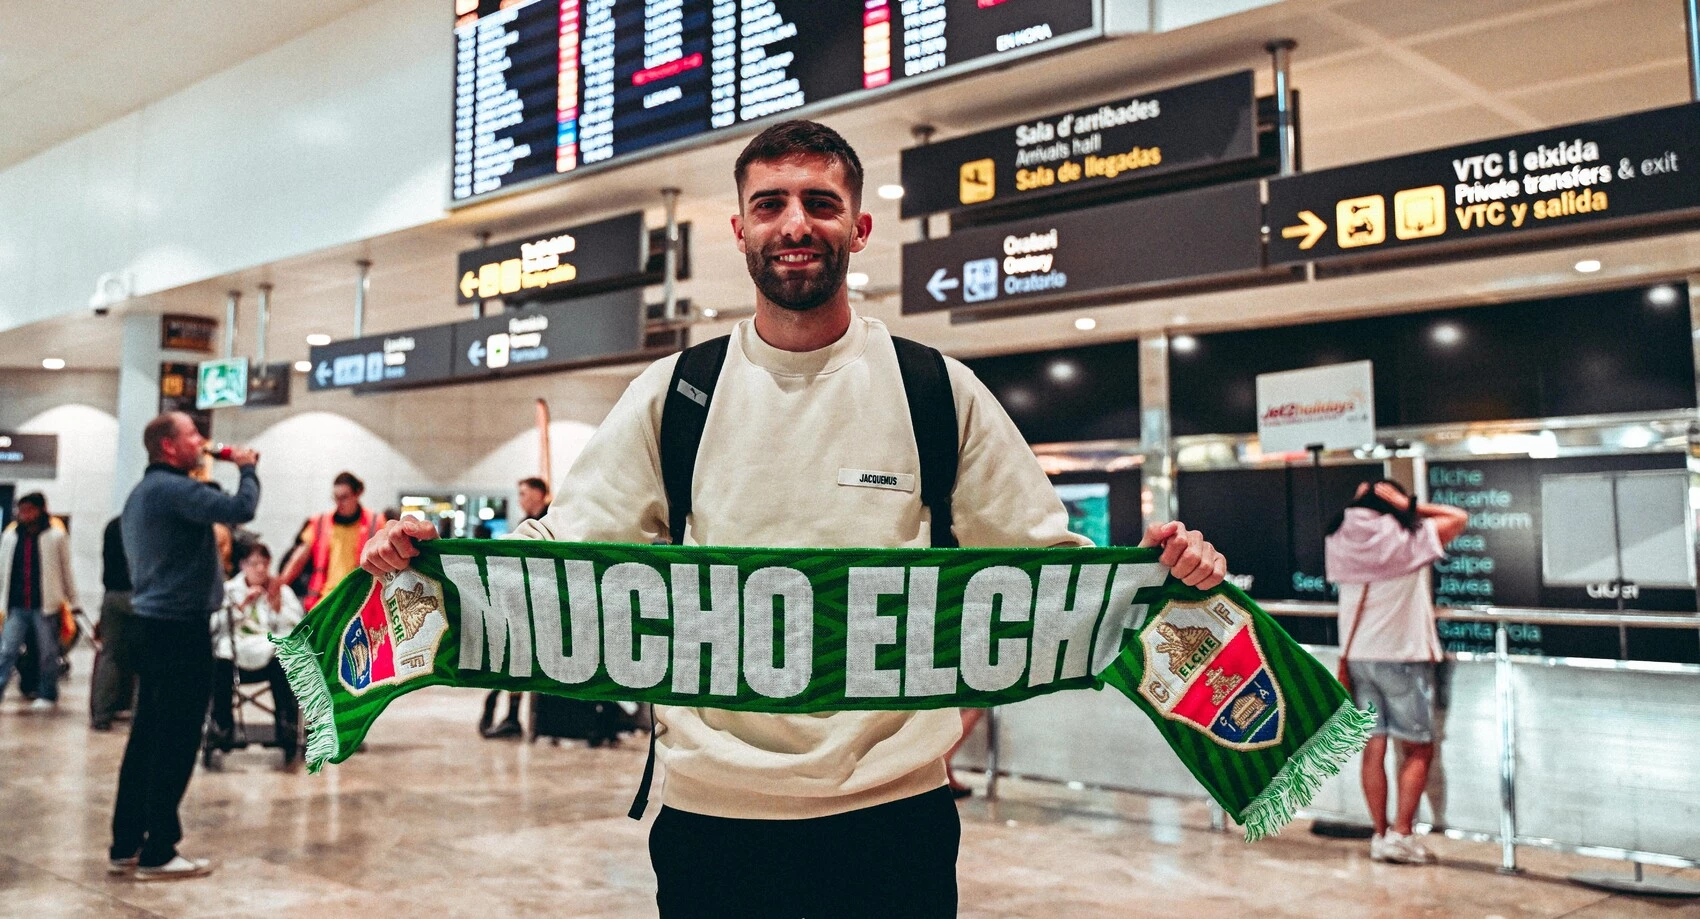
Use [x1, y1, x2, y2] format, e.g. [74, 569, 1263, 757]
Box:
[1, 0, 1695, 372]
[0, 0, 379, 172]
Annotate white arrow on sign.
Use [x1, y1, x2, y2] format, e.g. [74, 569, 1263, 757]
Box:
[314, 361, 332, 387]
[926, 268, 959, 302]
[467, 339, 486, 367]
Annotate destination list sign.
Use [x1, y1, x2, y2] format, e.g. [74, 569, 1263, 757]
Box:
[901, 70, 1258, 218]
[453, 0, 1097, 204]
[1268, 102, 1700, 265]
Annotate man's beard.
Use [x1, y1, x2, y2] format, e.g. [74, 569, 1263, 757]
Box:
[746, 237, 850, 312]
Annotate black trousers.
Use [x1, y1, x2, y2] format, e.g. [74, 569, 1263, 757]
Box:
[110, 616, 214, 867]
[209, 657, 298, 755]
[649, 786, 960, 919]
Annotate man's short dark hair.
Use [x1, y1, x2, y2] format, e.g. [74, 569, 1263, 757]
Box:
[333, 472, 365, 494]
[518, 477, 550, 495]
[142, 412, 184, 462]
[17, 492, 46, 513]
[733, 120, 864, 208]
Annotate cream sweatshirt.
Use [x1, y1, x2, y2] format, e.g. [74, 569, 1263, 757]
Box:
[513, 312, 1090, 818]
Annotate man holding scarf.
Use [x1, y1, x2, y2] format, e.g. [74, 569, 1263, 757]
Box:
[0, 492, 80, 712]
[362, 120, 1225, 917]
[278, 472, 381, 609]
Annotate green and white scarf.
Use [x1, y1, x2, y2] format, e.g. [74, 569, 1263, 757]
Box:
[274, 539, 1371, 841]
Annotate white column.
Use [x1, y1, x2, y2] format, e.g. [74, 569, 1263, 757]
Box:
[113, 311, 163, 507]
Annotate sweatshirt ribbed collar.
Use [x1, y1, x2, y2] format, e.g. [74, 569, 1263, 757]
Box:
[736, 308, 869, 377]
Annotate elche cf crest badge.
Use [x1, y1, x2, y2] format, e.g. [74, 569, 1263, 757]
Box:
[338, 570, 450, 696]
[1138, 596, 1284, 750]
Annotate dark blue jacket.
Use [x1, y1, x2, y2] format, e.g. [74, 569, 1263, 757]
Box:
[122, 462, 260, 620]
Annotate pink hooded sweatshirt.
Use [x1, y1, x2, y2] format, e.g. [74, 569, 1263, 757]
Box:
[1324, 507, 1444, 585]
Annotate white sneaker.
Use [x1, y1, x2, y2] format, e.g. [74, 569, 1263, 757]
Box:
[1378, 831, 1436, 865]
[135, 856, 214, 881]
[1369, 833, 1389, 862]
[29, 698, 57, 713]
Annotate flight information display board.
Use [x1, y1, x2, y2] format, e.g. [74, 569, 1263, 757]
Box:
[452, 0, 1098, 204]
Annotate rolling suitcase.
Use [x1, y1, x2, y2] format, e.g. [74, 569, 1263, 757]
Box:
[530, 694, 642, 748]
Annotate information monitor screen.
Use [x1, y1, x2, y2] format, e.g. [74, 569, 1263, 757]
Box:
[452, 0, 1098, 203]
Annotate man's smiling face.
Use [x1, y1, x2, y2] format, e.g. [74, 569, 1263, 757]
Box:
[732, 153, 871, 313]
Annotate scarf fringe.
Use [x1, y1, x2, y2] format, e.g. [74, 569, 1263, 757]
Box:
[1236, 701, 1376, 842]
[270, 628, 340, 774]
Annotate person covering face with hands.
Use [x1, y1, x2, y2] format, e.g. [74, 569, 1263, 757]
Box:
[1326, 478, 1467, 866]
[362, 119, 1225, 917]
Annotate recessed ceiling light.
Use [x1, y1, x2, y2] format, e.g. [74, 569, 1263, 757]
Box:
[876, 184, 905, 200]
[293, 360, 313, 373]
[1073, 317, 1097, 331]
[1171, 334, 1198, 354]
[1431, 322, 1463, 346]
[41, 358, 65, 370]
[847, 271, 870, 289]
[1645, 284, 1680, 308]
[700, 307, 719, 319]
[1574, 259, 1601, 273]
[1048, 360, 1078, 382]
[306, 333, 332, 346]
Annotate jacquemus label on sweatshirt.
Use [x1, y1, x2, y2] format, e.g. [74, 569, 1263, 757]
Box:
[837, 469, 915, 492]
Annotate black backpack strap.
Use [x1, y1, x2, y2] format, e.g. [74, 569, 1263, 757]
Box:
[658, 335, 732, 546]
[892, 336, 960, 549]
[627, 706, 659, 820]
[632, 335, 729, 820]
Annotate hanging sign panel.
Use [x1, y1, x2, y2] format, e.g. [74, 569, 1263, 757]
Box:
[244, 362, 294, 409]
[900, 70, 1258, 218]
[0, 434, 58, 480]
[455, 212, 647, 304]
[1267, 102, 1700, 266]
[158, 362, 213, 435]
[307, 291, 646, 394]
[452, 288, 645, 378]
[307, 325, 458, 393]
[452, 0, 1098, 205]
[160, 314, 218, 353]
[900, 181, 1264, 315]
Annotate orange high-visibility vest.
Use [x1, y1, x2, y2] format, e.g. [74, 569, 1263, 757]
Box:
[305, 507, 379, 608]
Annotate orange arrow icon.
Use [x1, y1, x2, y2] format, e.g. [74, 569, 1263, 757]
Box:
[460, 270, 478, 299]
[1281, 210, 1327, 250]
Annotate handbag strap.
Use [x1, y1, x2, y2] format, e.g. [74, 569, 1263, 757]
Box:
[1339, 582, 1370, 664]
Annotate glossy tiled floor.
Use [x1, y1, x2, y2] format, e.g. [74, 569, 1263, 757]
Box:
[3, 648, 1697, 919]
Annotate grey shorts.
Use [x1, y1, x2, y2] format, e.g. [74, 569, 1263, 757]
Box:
[1348, 661, 1436, 743]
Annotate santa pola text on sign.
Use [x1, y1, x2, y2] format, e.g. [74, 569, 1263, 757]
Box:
[442, 556, 1170, 699]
